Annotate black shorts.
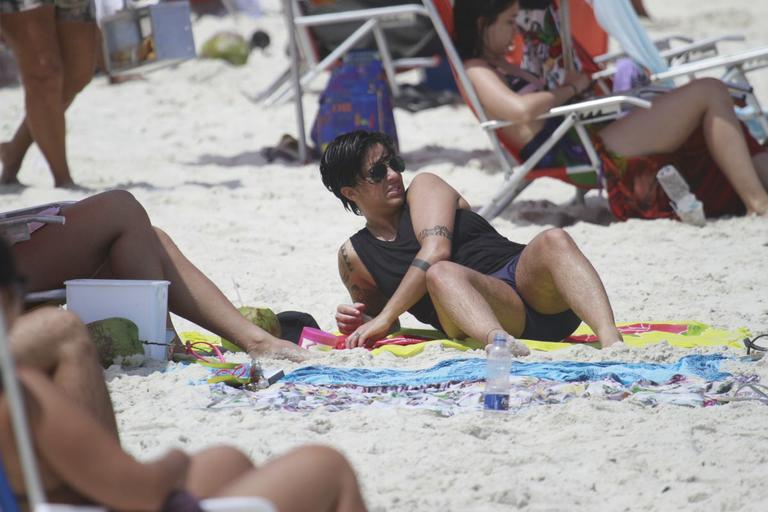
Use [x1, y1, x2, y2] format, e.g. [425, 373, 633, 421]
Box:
[489, 253, 582, 341]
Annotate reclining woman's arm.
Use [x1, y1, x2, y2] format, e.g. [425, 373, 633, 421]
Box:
[465, 61, 590, 123]
[1, 368, 188, 511]
[351, 173, 466, 347]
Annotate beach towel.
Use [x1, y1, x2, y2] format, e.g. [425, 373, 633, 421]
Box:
[289, 321, 749, 358]
[201, 355, 765, 416]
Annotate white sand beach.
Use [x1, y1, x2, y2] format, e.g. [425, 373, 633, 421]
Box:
[2, 0, 768, 510]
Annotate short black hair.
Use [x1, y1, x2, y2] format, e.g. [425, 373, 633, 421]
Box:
[454, 0, 520, 60]
[319, 130, 397, 215]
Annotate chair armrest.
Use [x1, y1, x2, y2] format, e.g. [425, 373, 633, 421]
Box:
[479, 96, 652, 130]
[0, 201, 75, 220]
[292, 4, 429, 28]
[594, 35, 743, 65]
[651, 46, 768, 81]
[657, 35, 745, 62]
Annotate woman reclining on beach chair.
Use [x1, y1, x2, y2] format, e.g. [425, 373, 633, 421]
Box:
[6, 189, 308, 360]
[0, 237, 367, 512]
[454, 0, 768, 219]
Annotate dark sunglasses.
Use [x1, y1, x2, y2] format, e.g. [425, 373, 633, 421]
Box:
[363, 155, 406, 184]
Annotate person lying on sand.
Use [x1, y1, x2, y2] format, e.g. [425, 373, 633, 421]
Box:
[0, 237, 366, 512]
[5, 190, 307, 361]
[319, 130, 623, 352]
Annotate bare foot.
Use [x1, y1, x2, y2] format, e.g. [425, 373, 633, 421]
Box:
[486, 329, 530, 357]
[0, 141, 23, 184]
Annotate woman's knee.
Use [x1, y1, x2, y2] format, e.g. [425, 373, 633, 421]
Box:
[21, 54, 64, 96]
[91, 190, 152, 226]
[532, 228, 576, 253]
[424, 260, 461, 294]
[293, 445, 355, 475]
[41, 309, 95, 359]
[690, 77, 732, 104]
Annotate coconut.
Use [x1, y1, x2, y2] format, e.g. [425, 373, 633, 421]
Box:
[220, 307, 280, 352]
[87, 317, 145, 368]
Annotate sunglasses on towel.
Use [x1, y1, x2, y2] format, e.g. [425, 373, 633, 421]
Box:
[363, 155, 405, 184]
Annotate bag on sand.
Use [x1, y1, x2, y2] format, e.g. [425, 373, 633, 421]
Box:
[311, 50, 398, 152]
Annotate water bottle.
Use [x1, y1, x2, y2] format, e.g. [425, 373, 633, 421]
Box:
[484, 332, 512, 412]
[656, 165, 706, 226]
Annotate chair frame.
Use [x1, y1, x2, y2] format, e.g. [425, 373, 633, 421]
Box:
[262, 0, 439, 107]
[420, 0, 652, 220]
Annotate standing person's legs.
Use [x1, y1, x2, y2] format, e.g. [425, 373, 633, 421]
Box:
[0, 17, 97, 185]
[0, 6, 73, 187]
[9, 307, 119, 439]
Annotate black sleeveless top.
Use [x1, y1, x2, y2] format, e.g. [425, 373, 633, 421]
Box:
[350, 205, 525, 329]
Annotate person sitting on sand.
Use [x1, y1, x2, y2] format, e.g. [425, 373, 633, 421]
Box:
[5, 189, 307, 360]
[0, 236, 367, 512]
[319, 130, 623, 351]
[455, 0, 768, 218]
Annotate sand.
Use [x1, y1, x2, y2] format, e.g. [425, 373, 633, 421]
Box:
[2, 0, 768, 510]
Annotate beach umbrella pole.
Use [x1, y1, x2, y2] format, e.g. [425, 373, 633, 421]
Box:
[558, 0, 575, 71]
[0, 310, 46, 509]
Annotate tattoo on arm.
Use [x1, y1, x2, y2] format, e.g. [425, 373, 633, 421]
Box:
[411, 258, 431, 271]
[417, 225, 452, 242]
[340, 243, 354, 273]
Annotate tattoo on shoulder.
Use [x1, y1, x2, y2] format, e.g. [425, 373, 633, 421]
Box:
[339, 242, 354, 273]
[418, 225, 453, 242]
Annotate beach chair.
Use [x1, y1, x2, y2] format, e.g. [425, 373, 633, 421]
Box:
[0, 308, 276, 512]
[0, 202, 74, 304]
[261, 0, 440, 106]
[421, 0, 651, 220]
[587, 0, 768, 138]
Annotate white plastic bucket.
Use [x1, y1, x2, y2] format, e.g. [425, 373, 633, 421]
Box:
[65, 279, 171, 361]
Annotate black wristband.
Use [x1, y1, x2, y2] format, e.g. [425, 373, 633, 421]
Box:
[411, 258, 431, 271]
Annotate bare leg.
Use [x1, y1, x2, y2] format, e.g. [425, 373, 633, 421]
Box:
[515, 229, 622, 346]
[426, 229, 620, 348]
[752, 152, 768, 190]
[8, 307, 119, 438]
[425, 261, 531, 355]
[12, 191, 305, 359]
[0, 7, 74, 187]
[1, 19, 96, 185]
[600, 78, 768, 215]
[208, 446, 368, 512]
[0, 20, 97, 185]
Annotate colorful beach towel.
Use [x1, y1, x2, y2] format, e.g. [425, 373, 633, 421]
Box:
[182, 321, 749, 360]
[293, 321, 749, 358]
[202, 355, 765, 416]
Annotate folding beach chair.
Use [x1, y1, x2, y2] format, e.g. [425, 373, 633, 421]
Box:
[587, 0, 768, 139]
[0, 308, 276, 512]
[421, 0, 651, 220]
[261, 0, 440, 106]
[0, 202, 74, 304]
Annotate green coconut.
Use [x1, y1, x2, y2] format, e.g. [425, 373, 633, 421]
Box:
[220, 306, 280, 352]
[87, 317, 145, 368]
[200, 32, 250, 66]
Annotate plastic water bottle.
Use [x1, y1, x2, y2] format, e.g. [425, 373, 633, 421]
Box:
[484, 332, 512, 412]
[656, 165, 706, 226]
